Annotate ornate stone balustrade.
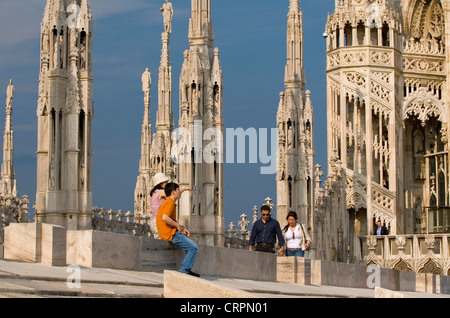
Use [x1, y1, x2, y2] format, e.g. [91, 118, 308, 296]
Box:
[91, 207, 152, 237]
[328, 47, 398, 70]
[403, 38, 445, 56]
[225, 214, 251, 250]
[361, 234, 450, 275]
[328, 45, 445, 75]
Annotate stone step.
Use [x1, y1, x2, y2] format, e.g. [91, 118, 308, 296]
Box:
[0, 259, 165, 298]
[0, 276, 164, 298]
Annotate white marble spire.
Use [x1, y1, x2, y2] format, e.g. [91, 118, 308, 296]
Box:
[177, 0, 224, 247]
[189, 0, 214, 47]
[36, 0, 94, 230]
[289, 0, 300, 12]
[285, 0, 305, 90]
[0, 79, 17, 199]
[276, 0, 314, 228]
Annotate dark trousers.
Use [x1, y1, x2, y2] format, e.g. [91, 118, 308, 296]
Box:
[255, 243, 275, 254]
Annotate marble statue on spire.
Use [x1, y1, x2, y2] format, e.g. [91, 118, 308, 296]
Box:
[141, 68, 152, 104]
[161, 0, 173, 34]
[6, 80, 14, 108]
[142, 68, 151, 92]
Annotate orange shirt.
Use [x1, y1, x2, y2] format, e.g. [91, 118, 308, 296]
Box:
[156, 197, 177, 241]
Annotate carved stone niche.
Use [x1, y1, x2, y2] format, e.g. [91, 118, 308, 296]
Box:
[418, 258, 443, 275]
[393, 258, 413, 272]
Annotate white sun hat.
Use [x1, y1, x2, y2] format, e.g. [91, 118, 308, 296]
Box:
[153, 173, 170, 186]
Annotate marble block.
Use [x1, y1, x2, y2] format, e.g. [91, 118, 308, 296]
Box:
[4, 223, 41, 263]
[67, 230, 141, 270]
[277, 257, 311, 285]
[40, 223, 66, 266]
[164, 270, 255, 298]
[188, 245, 277, 281]
[4, 223, 66, 266]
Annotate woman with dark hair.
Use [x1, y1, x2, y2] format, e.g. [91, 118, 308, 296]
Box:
[283, 211, 311, 257]
[149, 173, 170, 239]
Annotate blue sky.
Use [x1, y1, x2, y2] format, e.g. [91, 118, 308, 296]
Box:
[0, 0, 336, 228]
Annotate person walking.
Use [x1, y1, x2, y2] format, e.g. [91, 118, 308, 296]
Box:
[249, 205, 285, 256]
[156, 182, 200, 277]
[283, 211, 311, 257]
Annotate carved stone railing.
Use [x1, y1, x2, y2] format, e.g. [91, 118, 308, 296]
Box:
[402, 38, 445, 56]
[371, 181, 396, 227]
[328, 47, 397, 70]
[361, 234, 450, 275]
[91, 207, 153, 237]
[225, 214, 251, 250]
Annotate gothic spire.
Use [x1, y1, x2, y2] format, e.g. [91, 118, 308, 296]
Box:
[289, 0, 300, 13]
[139, 68, 152, 175]
[157, 30, 173, 132]
[285, 0, 305, 90]
[189, 0, 214, 47]
[1, 79, 17, 198]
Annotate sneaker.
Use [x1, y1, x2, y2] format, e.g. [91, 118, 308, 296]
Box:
[188, 271, 200, 277]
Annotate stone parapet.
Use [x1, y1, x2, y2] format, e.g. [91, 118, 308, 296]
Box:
[4, 225, 277, 281]
[277, 257, 449, 295]
[361, 234, 450, 275]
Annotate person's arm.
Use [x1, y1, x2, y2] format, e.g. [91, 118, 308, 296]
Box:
[158, 190, 167, 200]
[302, 224, 312, 248]
[276, 223, 285, 256]
[162, 214, 190, 237]
[248, 224, 258, 251]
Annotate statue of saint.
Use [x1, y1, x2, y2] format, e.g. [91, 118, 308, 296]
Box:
[161, 0, 173, 34]
[6, 79, 14, 107]
[141, 68, 152, 94]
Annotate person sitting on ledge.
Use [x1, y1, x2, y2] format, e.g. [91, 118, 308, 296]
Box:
[156, 182, 200, 277]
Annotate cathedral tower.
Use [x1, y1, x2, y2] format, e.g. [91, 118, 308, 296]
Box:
[325, 0, 449, 256]
[177, 0, 224, 246]
[276, 0, 316, 229]
[36, 0, 94, 230]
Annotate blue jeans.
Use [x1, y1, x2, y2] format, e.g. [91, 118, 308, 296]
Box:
[286, 249, 305, 257]
[171, 232, 199, 273]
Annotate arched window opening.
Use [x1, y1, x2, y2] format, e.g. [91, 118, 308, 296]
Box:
[357, 21, 365, 45]
[344, 22, 352, 46]
[370, 22, 378, 45]
[382, 22, 390, 47]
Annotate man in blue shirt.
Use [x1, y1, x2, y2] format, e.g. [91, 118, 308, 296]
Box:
[248, 205, 285, 255]
[374, 220, 389, 235]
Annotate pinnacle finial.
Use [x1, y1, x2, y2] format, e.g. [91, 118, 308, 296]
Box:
[289, 0, 300, 12]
